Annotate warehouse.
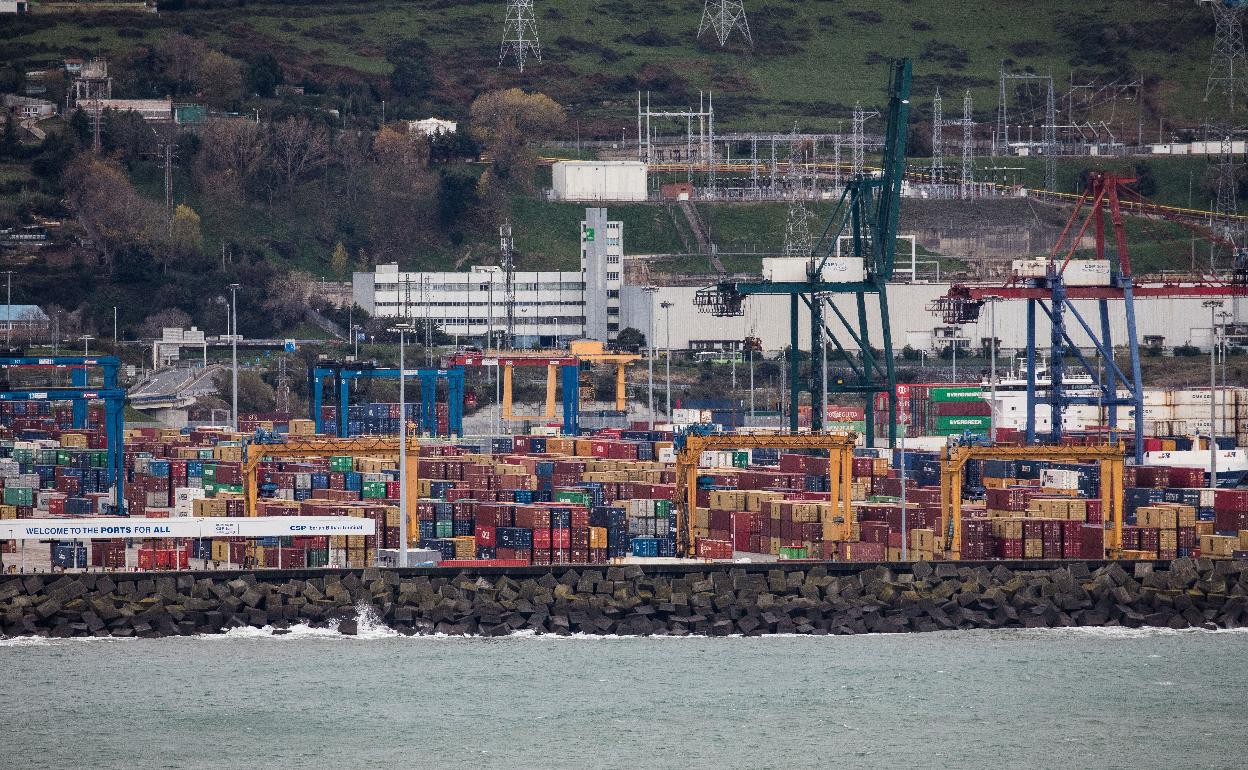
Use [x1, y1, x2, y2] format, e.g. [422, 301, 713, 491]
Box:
[619, 283, 1245, 353]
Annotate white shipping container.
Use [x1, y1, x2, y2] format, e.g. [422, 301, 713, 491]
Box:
[1142, 389, 1169, 406]
[1060, 260, 1112, 286]
[762, 257, 866, 283]
[658, 446, 676, 463]
[1171, 389, 1213, 406]
[1040, 468, 1081, 490]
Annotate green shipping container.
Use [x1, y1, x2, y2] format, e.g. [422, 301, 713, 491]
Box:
[825, 421, 867, 433]
[434, 520, 453, 538]
[202, 464, 217, 481]
[12, 448, 32, 463]
[4, 486, 33, 506]
[554, 490, 589, 505]
[732, 450, 750, 468]
[935, 416, 992, 431]
[330, 456, 354, 472]
[56, 450, 71, 465]
[362, 481, 387, 499]
[929, 386, 985, 402]
[779, 546, 808, 559]
[654, 499, 672, 517]
[36, 449, 58, 465]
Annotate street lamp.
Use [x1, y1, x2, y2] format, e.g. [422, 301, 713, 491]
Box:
[389, 321, 415, 568]
[3, 270, 12, 348]
[228, 284, 240, 432]
[81, 335, 93, 356]
[661, 301, 674, 419]
[643, 287, 658, 429]
[1218, 310, 1232, 447]
[899, 414, 909, 561]
[1204, 299, 1224, 488]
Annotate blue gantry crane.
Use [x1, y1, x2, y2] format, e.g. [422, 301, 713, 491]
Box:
[694, 58, 913, 444]
[308, 361, 465, 438]
[0, 356, 126, 512]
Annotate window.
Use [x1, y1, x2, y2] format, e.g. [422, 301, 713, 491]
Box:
[606, 237, 620, 247]
[606, 272, 619, 282]
[606, 290, 619, 298]
[606, 255, 620, 264]
[607, 307, 619, 316]
[607, 322, 619, 332]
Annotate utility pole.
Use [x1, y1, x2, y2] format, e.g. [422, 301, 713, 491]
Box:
[113, 306, 118, 346]
[229, 284, 240, 431]
[390, 322, 414, 567]
[987, 297, 1000, 441]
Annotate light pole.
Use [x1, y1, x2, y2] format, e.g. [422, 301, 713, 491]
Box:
[4, 270, 11, 348]
[986, 297, 1001, 440]
[1219, 310, 1232, 448]
[661, 301, 674, 419]
[390, 322, 414, 567]
[1205, 300, 1223, 487]
[229, 284, 240, 432]
[81, 335, 92, 356]
[644, 286, 658, 429]
[113, 306, 118, 346]
[950, 327, 958, 382]
[899, 414, 909, 561]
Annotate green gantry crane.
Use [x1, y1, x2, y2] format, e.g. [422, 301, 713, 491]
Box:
[694, 58, 912, 444]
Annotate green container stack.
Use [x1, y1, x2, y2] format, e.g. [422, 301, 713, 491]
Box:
[654, 499, 672, 518]
[4, 487, 33, 506]
[554, 490, 589, 506]
[329, 456, 354, 472]
[362, 481, 387, 499]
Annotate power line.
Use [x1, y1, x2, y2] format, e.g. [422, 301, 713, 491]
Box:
[499, 0, 541, 72]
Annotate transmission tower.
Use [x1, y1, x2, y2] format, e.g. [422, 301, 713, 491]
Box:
[275, 356, 291, 414]
[500, 222, 516, 349]
[698, 0, 753, 47]
[851, 102, 865, 178]
[961, 90, 974, 197]
[1044, 74, 1057, 192]
[499, 0, 541, 72]
[1214, 127, 1241, 252]
[782, 126, 814, 256]
[1202, 0, 1248, 110]
[931, 89, 944, 185]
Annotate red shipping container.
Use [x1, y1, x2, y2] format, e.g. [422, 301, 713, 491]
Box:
[696, 538, 733, 560]
[1168, 467, 1205, 488]
[1084, 499, 1103, 524]
[1081, 525, 1105, 559]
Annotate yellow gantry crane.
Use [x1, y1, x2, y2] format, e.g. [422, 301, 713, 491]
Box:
[940, 442, 1127, 560]
[242, 436, 423, 545]
[675, 432, 858, 558]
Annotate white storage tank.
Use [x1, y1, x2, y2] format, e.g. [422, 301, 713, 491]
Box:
[551, 161, 647, 201]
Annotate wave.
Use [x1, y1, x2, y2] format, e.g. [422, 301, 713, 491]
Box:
[7, 620, 1248, 645]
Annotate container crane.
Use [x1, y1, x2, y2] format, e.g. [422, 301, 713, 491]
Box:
[694, 59, 912, 445]
[929, 171, 1248, 462]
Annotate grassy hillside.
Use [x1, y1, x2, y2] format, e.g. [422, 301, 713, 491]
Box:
[4, 0, 1217, 131]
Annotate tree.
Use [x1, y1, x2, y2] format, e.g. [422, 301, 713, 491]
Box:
[193, 51, 244, 108]
[169, 204, 204, 266]
[196, 118, 269, 198]
[62, 155, 161, 265]
[1132, 161, 1157, 198]
[214, 369, 275, 413]
[269, 116, 331, 192]
[469, 89, 566, 185]
[140, 308, 192, 338]
[390, 58, 432, 100]
[261, 270, 313, 331]
[246, 53, 284, 98]
[330, 242, 349, 276]
[615, 327, 646, 352]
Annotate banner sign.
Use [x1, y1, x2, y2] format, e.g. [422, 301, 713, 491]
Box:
[0, 516, 376, 541]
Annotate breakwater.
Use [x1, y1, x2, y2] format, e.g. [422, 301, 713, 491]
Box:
[3, 559, 1247, 638]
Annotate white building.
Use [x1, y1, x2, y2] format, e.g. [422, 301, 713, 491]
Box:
[2, 95, 55, 119]
[76, 98, 171, 122]
[552, 161, 647, 202]
[1, 0, 30, 13]
[408, 118, 457, 137]
[581, 208, 623, 341]
[353, 264, 587, 347]
[619, 283, 1245, 355]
